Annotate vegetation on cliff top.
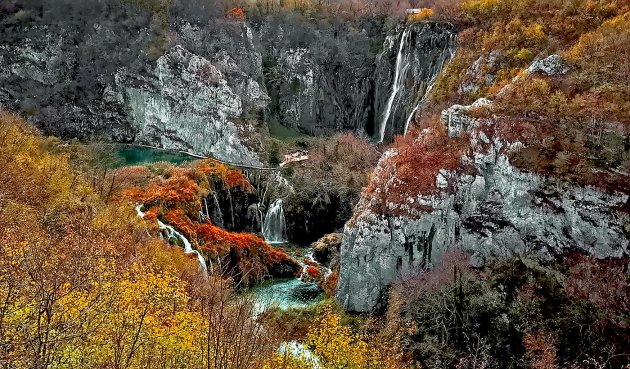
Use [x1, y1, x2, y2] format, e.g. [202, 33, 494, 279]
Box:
[360, 0, 629, 218]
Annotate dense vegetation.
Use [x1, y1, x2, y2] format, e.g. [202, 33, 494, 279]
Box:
[424, 0, 629, 192]
[0, 111, 387, 369]
[385, 250, 630, 369]
[281, 133, 381, 244]
[2, 0, 629, 368]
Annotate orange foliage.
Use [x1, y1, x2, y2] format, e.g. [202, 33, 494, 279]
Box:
[144, 206, 159, 221]
[321, 270, 339, 296]
[115, 156, 295, 284]
[523, 331, 558, 369]
[165, 209, 198, 239]
[407, 8, 435, 22]
[367, 126, 470, 216]
[196, 221, 297, 284]
[306, 267, 321, 279]
[228, 7, 246, 19]
[194, 159, 252, 191]
[304, 259, 319, 268]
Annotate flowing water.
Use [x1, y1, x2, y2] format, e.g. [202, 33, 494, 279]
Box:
[379, 26, 411, 143]
[262, 199, 287, 244]
[403, 32, 458, 135]
[250, 246, 325, 314]
[249, 278, 323, 314]
[279, 342, 321, 368]
[135, 204, 209, 273]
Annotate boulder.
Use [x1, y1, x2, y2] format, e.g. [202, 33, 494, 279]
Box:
[290, 282, 323, 302]
[311, 233, 342, 266]
[527, 54, 570, 76]
[441, 98, 492, 138]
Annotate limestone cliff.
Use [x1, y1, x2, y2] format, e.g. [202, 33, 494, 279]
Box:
[336, 57, 629, 313]
[0, 12, 457, 153]
[114, 45, 263, 165]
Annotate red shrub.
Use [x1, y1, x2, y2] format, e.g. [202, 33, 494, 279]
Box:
[321, 269, 339, 296]
[563, 253, 630, 315]
[306, 267, 321, 278]
[523, 331, 558, 369]
[165, 209, 197, 240]
[368, 127, 470, 216]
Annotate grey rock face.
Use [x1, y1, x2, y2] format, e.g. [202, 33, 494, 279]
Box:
[0, 21, 267, 163]
[116, 45, 261, 165]
[257, 19, 382, 136]
[177, 22, 270, 115]
[527, 54, 570, 76]
[336, 102, 629, 313]
[269, 47, 318, 131]
[458, 50, 505, 95]
[1, 16, 458, 150]
[442, 98, 491, 137]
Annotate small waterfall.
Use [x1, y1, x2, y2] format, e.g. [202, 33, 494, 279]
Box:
[300, 249, 331, 280]
[378, 26, 411, 143]
[403, 32, 458, 134]
[136, 205, 209, 273]
[262, 199, 287, 244]
[209, 192, 224, 228]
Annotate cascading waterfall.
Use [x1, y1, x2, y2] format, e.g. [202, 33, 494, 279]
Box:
[136, 205, 209, 273]
[301, 249, 332, 279]
[403, 32, 458, 134]
[378, 26, 411, 143]
[262, 199, 287, 244]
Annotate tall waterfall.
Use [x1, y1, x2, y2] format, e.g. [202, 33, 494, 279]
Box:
[263, 199, 287, 244]
[374, 23, 457, 142]
[136, 205, 209, 273]
[378, 26, 411, 143]
[403, 32, 458, 135]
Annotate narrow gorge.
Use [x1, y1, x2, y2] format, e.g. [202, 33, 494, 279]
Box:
[2, 1, 629, 368]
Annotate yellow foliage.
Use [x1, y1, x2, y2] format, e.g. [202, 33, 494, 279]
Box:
[407, 8, 435, 22]
[263, 305, 381, 369]
[0, 113, 279, 369]
[306, 305, 379, 369]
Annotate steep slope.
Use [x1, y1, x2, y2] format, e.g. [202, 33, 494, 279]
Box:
[338, 11, 630, 312]
[337, 89, 629, 312]
[0, 1, 458, 159]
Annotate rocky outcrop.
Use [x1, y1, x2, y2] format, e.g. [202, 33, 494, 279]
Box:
[312, 233, 342, 267]
[527, 54, 570, 76]
[442, 97, 491, 137]
[114, 45, 262, 165]
[458, 50, 505, 95]
[336, 99, 629, 313]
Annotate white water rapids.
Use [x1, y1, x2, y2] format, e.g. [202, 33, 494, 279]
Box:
[135, 204, 208, 273]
